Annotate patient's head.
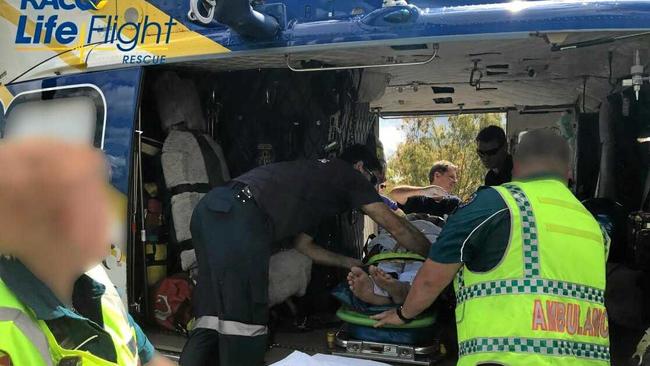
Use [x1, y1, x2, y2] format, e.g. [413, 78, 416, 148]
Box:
[428, 161, 458, 193]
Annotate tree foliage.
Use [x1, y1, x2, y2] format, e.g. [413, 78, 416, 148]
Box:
[386, 114, 505, 200]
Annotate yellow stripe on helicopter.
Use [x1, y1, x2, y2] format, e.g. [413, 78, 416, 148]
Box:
[0, 0, 229, 76]
[0, 84, 12, 108]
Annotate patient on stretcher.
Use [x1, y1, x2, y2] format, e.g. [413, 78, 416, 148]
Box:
[347, 260, 423, 306]
[333, 215, 441, 312]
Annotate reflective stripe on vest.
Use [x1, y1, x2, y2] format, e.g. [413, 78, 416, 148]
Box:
[194, 316, 268, 337]
[454, 181, 610, 365]
[0, 307, 53, 366]
[459, 337, 610, 361]
[85, 265, 139, 365]
[507, 183, 541, 278]
[456, 278, 605, 304]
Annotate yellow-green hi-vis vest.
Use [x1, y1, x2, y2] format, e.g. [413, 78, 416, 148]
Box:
[0, 266, 139, 366]
[455, 180, 610, 366]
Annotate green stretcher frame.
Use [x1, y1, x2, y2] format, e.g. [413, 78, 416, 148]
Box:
[366, 252, 426, 265]
[336, 307, 437, 329]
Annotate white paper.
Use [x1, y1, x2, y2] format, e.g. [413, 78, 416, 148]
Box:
[271, 351, 391, 366]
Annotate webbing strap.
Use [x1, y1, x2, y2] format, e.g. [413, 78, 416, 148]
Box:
[194, 316, 268, 337]
[0, 307, 53, 366]
[170, 183, 211, 196]
[456, 278, 605, 305]
[503, 183, 540, 278]
[191, 132, 225, 188]
[459, 337, 610, 361]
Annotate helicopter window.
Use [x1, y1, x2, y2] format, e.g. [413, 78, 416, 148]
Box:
[2, 85, 106, 149]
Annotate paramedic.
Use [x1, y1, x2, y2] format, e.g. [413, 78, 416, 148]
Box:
[389, 160, 461, 216]
[373, 129, 611, 365]
[477, 125, 513, 186]
[0, 139, 173, 366]
[180, 144, 431, 366]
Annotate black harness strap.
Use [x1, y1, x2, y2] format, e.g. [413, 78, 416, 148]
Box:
[191, 132, 225, 188]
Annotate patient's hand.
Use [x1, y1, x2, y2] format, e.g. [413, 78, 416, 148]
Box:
[423, 185, 447, 200]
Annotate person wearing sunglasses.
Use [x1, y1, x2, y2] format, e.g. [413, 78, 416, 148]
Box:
[181, 144, 431, 366]
[476, 125, 513, 186]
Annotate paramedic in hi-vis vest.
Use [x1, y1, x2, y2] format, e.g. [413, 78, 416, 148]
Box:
[0, 139, 174, 366]
[373, 128, 611, 365]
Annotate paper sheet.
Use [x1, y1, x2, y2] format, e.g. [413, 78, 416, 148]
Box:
[271, 351, 391, 366]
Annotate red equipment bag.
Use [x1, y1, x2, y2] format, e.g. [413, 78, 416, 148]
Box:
[152, 273, 194, 333]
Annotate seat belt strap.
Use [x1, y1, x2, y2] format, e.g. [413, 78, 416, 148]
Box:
[191, 132, 224, 188]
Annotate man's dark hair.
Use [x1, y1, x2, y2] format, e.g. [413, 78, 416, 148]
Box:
[476, 125, 507, 145]
[340, 144, 382, 173]
[428, 160, 457, 183]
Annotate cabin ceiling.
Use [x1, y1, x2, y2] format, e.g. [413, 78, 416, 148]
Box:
[175, 31, 650, 113]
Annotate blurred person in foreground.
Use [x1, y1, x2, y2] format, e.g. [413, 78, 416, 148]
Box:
[0, 139, 173, 366]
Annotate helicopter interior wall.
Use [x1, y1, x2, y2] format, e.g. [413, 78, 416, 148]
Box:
[506, 110, 570, 142]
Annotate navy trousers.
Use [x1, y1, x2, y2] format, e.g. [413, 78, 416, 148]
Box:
[180, 186, 271, 366]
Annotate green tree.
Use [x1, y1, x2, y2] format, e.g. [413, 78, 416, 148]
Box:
[386, 114, 505, 200]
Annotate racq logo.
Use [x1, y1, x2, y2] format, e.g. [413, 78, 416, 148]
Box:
[16, 0, 174, 64]
[20, 0, 108, 10]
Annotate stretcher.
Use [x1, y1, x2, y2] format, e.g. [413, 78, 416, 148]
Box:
[331, 253, 443, 365]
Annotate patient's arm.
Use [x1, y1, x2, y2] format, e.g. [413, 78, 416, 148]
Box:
[294, 233, 361, 269]
[387, 282, 410, 305]
[389, 185, 447, 204]
[362, 202, 430, 256]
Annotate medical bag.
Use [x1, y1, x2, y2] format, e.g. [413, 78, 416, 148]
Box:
[152, 273, 194, 333]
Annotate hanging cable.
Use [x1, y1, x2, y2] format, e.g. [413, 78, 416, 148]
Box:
[582, 76, 588, 113]
[608, 51, 615, 88]
[135, 107, 149, 314]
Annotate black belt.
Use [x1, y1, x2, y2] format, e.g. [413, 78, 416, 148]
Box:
[229, 181, 256, 205]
